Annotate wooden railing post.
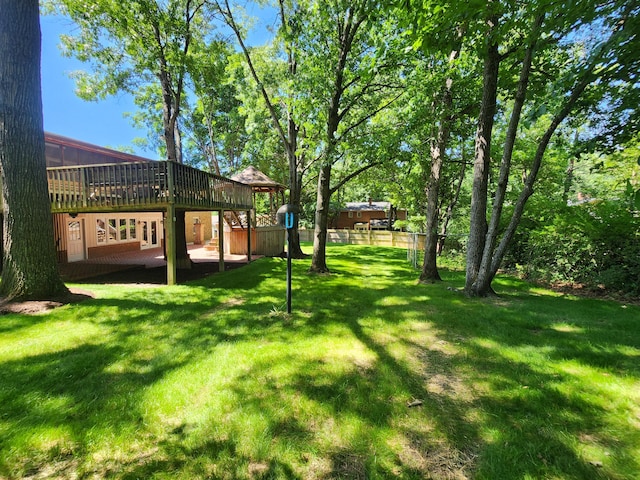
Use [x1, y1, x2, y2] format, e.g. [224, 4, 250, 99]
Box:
[80, 167, 87, 208]
[46, 162, 252, 214]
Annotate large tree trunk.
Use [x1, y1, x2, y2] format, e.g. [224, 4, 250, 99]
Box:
[286, 109, 306, 259]
[476, 76, 592, 294]
[471, 18, 541, 296]
[420, 135, 444, 282]
[283, 14, 306, 260]
[159, 77, 192, 269]
[0, 0, 69, 301]
[464, 38, 500, 295]
[309, 164, 332, 273]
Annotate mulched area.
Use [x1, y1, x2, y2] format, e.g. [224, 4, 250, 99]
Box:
[0, 290, 94, 315]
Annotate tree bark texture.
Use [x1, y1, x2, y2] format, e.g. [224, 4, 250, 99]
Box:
[420, 128, 445, 282]
[286, 99, 306, 259]
[464, 38, 500, 295]
[0, 0, 69, 300]
[465, 13, 593, 296]
[420, 47, 460, 283]
[154, 7, 191, 269]
[485, 76, 592, 287]
[472, 17, 541, 296]
[283, 4, 306, 259]
[309, 164, 332, 273]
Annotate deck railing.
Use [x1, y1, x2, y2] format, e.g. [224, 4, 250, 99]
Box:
[255, 212, 278, 227]
[47, 161, 253, 213]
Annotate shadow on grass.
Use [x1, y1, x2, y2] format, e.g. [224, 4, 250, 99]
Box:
[0, 245, 637, 479]
[117, 435, 301, 480]
[281, 245, 639, 478]
[0, 342, 187, 478]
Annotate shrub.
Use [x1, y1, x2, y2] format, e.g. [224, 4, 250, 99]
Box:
[507, 201, 640, 296]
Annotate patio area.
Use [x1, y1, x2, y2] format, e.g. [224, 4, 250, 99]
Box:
[59, 244, 255, 283]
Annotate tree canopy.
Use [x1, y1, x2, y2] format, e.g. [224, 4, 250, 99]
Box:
[45, 0, 640, 295]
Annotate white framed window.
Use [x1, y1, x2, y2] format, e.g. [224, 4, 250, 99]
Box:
[348, 211, 353, 218]
[119, 219, 127, 240]
[97, 216, 139, 244]
[96, 218, 106, 244]
[108, 219, 117, 241]
[357, 211, 362, 218]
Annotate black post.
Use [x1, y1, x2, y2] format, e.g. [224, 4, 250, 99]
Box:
[287, 227, 292, 314]
[277, 205, 297, 314]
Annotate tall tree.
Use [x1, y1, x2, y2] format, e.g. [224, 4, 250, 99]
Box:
[396, 1, 477, 282]
[0, 0, 69, 301]
[49, 0, 213, 268]
[302, 0, 405, 273]
[465, 0, 639, 296]
[212, 0, 308, 258]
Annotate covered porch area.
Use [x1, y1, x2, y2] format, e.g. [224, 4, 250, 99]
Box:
[48, 160, 254, 285]
[58, 244, 257, 283]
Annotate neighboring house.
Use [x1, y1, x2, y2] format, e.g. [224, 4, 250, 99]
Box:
[333, 200, 407, 230]
[39, 132, 254, 284]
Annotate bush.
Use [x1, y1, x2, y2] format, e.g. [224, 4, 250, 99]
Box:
[507, 201, 640, 296]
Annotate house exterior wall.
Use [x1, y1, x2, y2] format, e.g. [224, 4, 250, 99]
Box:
[334, 210, 387, 229]
[333, 208, 408, 230]
[54, 212, 164, 263]
[44, 134, 253, 264]
[185, 211, 213, 244]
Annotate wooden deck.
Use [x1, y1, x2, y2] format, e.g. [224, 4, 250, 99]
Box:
[47, 161, 252, 213]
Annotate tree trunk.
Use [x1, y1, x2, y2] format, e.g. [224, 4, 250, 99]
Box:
[158, 77, 191, 269]
[218, 0, 306, 258]
[287, 167, 306, 259]
[420, 136, 444, 282]
[309, 164, 331, 273]
[174, 210, 192, 269]
[0, 0, 69, 301]
[283, 12, 306, 260]
[481, 76, 592, 291]
[471, 18, 541, 296]
[420, 47, 460, 282]
[464, 38, 500, 295]
[286, 108, 306, 259]
[563, 154, 575, 205]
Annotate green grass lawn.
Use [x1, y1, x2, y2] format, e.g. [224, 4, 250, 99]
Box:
[1, 244, 638, 479]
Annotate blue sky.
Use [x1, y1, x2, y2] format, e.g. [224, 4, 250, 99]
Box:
[40, 8, 276, 159]
[40, 15, 150, 156]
